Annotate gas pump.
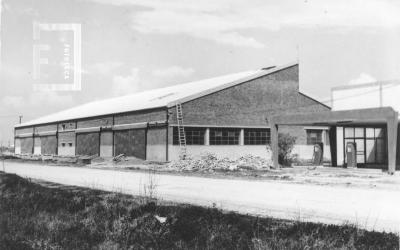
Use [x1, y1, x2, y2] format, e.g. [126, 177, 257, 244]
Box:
[312, 143, 324, 165]
[346, 142, 357, 168]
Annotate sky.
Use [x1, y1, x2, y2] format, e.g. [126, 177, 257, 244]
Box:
[1, 0, 400, 145]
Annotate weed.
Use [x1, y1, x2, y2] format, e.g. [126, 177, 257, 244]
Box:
[0, 172, 398, 249]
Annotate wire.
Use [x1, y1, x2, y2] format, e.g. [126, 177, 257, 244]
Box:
[256, 82, 399, 114]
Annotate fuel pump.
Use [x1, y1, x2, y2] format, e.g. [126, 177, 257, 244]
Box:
[312, 143, 324, 165]
[346, 142, 357, 168]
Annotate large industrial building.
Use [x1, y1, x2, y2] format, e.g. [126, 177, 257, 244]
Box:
[14, 63, 332, 162]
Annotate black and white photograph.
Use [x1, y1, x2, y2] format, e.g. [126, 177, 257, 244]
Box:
[0, 0, 399, 249]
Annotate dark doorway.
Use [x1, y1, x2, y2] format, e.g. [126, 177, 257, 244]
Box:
[76, 132, 100, 156]
[114, 129, 146, 159]
[40, 135, 57, 155]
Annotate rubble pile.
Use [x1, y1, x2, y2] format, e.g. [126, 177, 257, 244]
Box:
[236, 154, 273, 170]
[113, 154, 126, 163]
[168, 152, 272, 172]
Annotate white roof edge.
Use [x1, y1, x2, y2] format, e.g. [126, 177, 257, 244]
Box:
[166, 61, 298, 107]
[14, 105, 166, 128]
[15, 62, 299, 128]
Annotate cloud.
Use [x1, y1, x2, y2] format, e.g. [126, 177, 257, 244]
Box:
[348, 73, 376, 85]
[87, 0, 400, 48]
[84, 61, 124, 76]
[2, 96, 24, 108]
[112, 68, 141, 96]
[152, 66, 194, 78]
[29, 91, 75, 107]
[2, 92, 75, 109]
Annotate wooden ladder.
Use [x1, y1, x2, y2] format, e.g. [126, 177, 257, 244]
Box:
[176, 103, 187, 159]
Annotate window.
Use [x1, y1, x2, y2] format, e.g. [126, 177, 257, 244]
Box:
[61, 124, 66, 131]
[244, 128, 271, 145]
[210, 128, 240, 145]
[68, 143, 73, 147]
[173, 127, 205, 145]
[344, 126, 386, 165]
[306, 130, 322, 145]
[61, 143, 66, 147]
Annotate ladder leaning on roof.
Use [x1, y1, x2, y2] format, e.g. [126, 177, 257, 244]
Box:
[175, 103, 187, 159]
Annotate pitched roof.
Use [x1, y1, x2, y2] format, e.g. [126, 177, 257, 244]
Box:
[16, 62, 300, 128]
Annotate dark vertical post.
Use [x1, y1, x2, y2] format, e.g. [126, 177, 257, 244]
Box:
[74, 131, 77, 156]
[13, 127, 16, 154]
[144, 125, 148, 160]
[98, 128, 101, 157]
[270, 120, 279, 169]
[166, 109, 169, 162]
[56, 124, 59, 155]
[329, 126, 337, 167]
[387, 112, 398, 174]
[32, 127, 35, 154]
[112, 115, 115, 157]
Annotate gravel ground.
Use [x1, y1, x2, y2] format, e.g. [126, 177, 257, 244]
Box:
[2, 161, 400, 233]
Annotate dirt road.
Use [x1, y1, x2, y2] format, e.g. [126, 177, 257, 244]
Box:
[3, 161, 399, 233]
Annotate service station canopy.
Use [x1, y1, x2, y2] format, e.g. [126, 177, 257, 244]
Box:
[269, 107, 398, 174]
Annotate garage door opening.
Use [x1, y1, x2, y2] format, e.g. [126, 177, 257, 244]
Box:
[114, 129, 146, 159]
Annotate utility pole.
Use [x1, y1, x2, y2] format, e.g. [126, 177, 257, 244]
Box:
[19, 115, 23, 124]
[1, 141, 3, 172]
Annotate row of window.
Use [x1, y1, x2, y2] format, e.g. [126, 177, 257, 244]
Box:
[61, 143, 73, 147]
[173, 127, 327, 146]
[173, 127, 271, 145]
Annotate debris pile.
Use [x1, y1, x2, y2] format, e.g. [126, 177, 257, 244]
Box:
[236, 154, 273, 170]
[113, 154, 126, 163]
[168, 152, 272, 172]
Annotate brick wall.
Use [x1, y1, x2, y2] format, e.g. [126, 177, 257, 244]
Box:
[167, 65, 330, 145]
[15, 127, 33, 135]
[279, 125, 308, 145]
[35, 124, 57, 133]
[168, 65, 329, 126]
[58, 122, 76, 131]
[77, 117, 113, 129]
[114, 109, 166, 125]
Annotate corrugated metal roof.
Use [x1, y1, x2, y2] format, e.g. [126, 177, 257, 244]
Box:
[16, 62, 298, 128]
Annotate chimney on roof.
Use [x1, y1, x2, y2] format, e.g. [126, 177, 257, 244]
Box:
[261, 66, 276, 70]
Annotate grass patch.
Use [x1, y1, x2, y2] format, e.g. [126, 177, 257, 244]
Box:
[0, 171, 398, 249]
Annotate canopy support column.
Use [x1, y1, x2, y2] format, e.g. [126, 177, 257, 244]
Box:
[387, 112, 398, 174]
[329, 126, 337, 167]
[271, 122, 279, 169]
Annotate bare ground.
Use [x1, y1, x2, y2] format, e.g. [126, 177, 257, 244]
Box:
[2, 160, 400, 234]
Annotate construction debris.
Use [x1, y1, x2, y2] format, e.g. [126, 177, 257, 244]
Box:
[168, 152, 272, 172]
[113, 154, 126, 162]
